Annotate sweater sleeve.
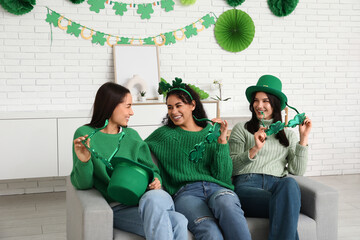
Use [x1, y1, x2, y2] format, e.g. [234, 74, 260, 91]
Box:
[137, 141, 162, 184]
[228, 123, 255, 176]
[210, 143, 233, 186]
[286, 130, 308, 176]
[70, 127, 94, 190]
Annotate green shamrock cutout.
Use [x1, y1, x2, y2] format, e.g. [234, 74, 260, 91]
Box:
[287, 113, 306, 128]
[164, 32, 176, 45]
[91, 32, 106, 45]
[184, 24, 198, 38]
[205, 123, 221, 143]
[172, 77, 186, 88]
[158, 80, 172, 94]
[265, 121, 285, 136]
[67, 22, 81, 37]
[161, 0, 175, 12]
[201, 14, 216, 28]
[137, 4, 154, 19]
[117, 37, 130, 44]
[189, 142, 205, 163]
[45, 11, 60, 27]
[88, 0, 106, 13]
[113, 2, 128, 16]
[143, 37, 155, 45]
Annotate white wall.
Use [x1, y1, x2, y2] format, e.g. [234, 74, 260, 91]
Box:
[1, 0, 360, 176]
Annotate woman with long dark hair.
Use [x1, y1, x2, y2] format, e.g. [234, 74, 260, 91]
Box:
[229, 75, 312, 240]
[71, 82, 187, 240]
[145, 79, 251, 240]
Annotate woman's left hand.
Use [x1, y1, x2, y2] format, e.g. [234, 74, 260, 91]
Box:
[148, 177, 161, 190]
[299, 116, 312, 146]
[211, 118, 228, 144]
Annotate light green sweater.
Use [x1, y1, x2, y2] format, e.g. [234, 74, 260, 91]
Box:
[71, 125, 161, 203]
[145, 124, 234, 196]
[228, 119, 308, 177]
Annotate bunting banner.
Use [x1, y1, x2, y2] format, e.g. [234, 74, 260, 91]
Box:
[88, 0, 175, 19]
[45, 7, 216, 47]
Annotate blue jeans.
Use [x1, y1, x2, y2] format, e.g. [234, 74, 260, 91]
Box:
[112, 189, 188, 240]
[233, 174, 301, 240]
[173, 181, 251, 240]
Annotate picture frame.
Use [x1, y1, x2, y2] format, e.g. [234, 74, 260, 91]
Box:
[113, 45, 160, 100]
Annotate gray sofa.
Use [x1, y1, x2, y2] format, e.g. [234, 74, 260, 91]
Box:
[66, 174, 338, 240]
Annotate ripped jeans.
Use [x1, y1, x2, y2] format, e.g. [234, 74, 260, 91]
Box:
[173, 181, 251, 240]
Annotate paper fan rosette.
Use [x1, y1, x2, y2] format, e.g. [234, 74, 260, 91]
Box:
[0, 0, 36, 15]
[268, 0, 299, 17]
[214, 9, 255, 53]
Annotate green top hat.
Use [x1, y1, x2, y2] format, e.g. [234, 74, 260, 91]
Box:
[107, 157, 154, 206]
[245, 75, 288, 110]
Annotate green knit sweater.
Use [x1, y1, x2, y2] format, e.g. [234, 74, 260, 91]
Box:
[71, 125, 161, 203]
[145, 124, 234, 196]
[229, 119, 308, 177]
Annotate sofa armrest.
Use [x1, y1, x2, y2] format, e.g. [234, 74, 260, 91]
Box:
[66, 176, 113, 240]
[289, 175, 338, 240]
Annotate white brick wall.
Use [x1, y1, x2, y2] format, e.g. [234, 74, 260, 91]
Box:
[1, 0, 360, 181]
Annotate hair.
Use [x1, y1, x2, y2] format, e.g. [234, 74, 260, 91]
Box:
[162, 85, 208, 128]
[245, 92, 289, 147]
[87, 82, 130, 128]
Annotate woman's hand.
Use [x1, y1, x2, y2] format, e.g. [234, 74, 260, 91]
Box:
[211, 118, 228, 144]
[299, 116, 312, 146]
[249, 127, 267, 159]
[73, 135, 91, 163]
[148, 177, 161, 190]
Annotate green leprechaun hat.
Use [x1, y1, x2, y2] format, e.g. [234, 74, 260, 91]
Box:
[107, 157, 154, 206]
[245, 75, 288, 110]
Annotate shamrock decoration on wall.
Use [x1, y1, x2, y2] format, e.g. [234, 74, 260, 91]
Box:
[87, 0, 105, 13]
[45, 11, 60, 27]
[137, 3, 154, 19]
[161, 0, 175, 12]
[67, 22, 82, 37]
[113, 2, 127, 16]
[91, 31, 107, 45]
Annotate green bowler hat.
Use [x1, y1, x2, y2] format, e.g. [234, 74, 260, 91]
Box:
[107, 157, 154, 206]
[245, 75, 288, 110]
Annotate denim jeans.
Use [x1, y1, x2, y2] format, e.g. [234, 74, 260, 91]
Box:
[112, 189, 188, 240]
[173, 181, 251, 240]
[233, 174, 301, 240]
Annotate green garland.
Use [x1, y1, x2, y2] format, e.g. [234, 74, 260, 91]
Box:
[0, 0, 36, 15]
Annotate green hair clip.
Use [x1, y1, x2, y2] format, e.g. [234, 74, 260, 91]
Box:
[81, 119, 125, 170]
[189, 117, 221, 163]
[261, 103, 306, 136]
[158, 77, 193, 100]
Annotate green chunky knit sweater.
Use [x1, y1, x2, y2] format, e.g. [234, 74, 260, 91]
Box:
[145, 124, 234, 196]
[229, 119, 308, 177]
[71, 125, 161, 203]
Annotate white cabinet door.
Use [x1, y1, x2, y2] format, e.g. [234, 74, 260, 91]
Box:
[0, 119, 58, 180]
[58, 118, 90, 176]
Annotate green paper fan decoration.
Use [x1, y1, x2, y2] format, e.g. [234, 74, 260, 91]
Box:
[0, 0, 36, 15]
[226, 0, 245, 7]
[214, 9, 255, 53]
[268, 0, 299, 17]
[70, 0, 85, 4]
[180, 0, 196, 5]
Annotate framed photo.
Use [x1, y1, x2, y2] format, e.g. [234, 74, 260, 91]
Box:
[113, 45, 160, 100]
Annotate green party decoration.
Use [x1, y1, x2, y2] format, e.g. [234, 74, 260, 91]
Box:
[266, 121, 286, 136]
[164, 32, 176, 45]
[161, 0, 175, 12]
[189, 142, 205, 163]
[113, 2, 128, 16]
[117, 37, 130, 44]
[70, 0, 85, 4]
[287, 113, 306, 128]
[45, 11, 60, 27]
[143, 37, 155, 45]
[67, 22, 81, 37]
[268, 0, 299, 17]
[92, 32, 107, 45]
[214, 9, 255, 53]
[201, 14, 216, 28]
[0, 0, 36, 15]
[137, 3, 154, 20]
[226, 0, 245, 7]
[205, 123, 221, 143]
[88, 0, 105, 13]
[184, 25, 198, 38]
[180, 0, 196, 5]
[188, 84, 209, 100]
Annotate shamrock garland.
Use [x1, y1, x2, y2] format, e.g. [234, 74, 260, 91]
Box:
[87, 0, 175, 20]
[45, 8, 216, 47]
